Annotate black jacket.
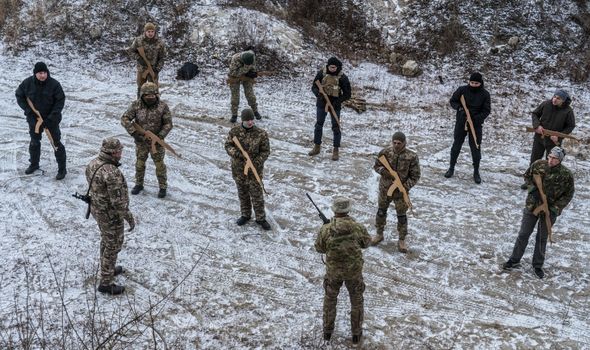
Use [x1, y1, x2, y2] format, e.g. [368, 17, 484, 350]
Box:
[311, 68, 351, 110]
[449, 84, 491, 126]
[15, 73, 65, 126]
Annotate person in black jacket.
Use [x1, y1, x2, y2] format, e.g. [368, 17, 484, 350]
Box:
[444, 72, 491, 184]
[519, 89, 575, 189]
[308, 57, 351, 161]
[15, 62, 67, 179]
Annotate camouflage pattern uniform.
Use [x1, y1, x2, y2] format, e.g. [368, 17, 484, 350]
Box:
[86, 138, 133, 286]
[224, 123, 270, 221]
[507, 159, 574, 268]
[315, 214, 371, 338]
[373, 145, 421, 241]
[228, 51, 258, 116]
[128, 26, 166, 95]
[121, 83, 173, 190]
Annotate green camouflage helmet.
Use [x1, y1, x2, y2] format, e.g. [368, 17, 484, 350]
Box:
[101, 137, 123, 154]
[140, 82, 159, 96]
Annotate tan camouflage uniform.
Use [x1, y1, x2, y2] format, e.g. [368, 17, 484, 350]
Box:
[315, 214, 371, 337]
[86, 138, 133, 286]
[121, 83, 173, 190]
[128, 26, 166, 95]
[374, 145, 421, 240]
[228, 51, 258, 116]
[224, 124, 270, 220]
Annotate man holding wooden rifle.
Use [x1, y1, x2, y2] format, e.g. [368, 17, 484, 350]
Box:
[15, 62, 67, 179]
[308, 57, 351, 161]
[520, 89, 576, 189]
[371, 132, 421, 253]
[121, 82, 173, 198]
[444, 72, 491, 184]
[503, 147, 574, 279]
[128, 22, 166, 98]
[225, 108, 271, 230]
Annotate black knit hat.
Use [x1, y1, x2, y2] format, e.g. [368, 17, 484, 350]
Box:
[327, 57, 342, 67]
[469, 72, 483, 84]
[33, 62, 48, 74]
[392, 131, 406, 143]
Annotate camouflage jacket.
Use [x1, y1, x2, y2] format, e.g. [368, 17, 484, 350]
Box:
[121, 99, 173, 140]
[128, 34, 167, 72]
[86, 152, 130, 222]
[225, 125, 270, 179]
[524, 159, 575, 216]
[315, 216, 371, 280]
[228, 52, 256, 78]
[374, 146, 421, 196]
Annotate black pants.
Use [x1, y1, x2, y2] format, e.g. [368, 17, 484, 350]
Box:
[508, 208, 556, 268]
[27, 120, 66, 170]
[529, 135, 559, 164]
[449, 119, 482, 169]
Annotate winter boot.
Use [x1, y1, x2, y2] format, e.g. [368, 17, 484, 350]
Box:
[256, 219, 271, 231]
[370, 228, 384, 246]
[25, 164, 40, 174]
[97, 284, 125, 295]
[254, 111, 262, 120]
[158, 188, 167, 198]
[444, 167, 455, 178]
[331, 147, 339, 161]
[520, 183, 528, 190]
[473, 169, 481, 184]
[534, 267, 545, 279]
[131, 185, 144, 195]
[323, 333, 332, 341]
[352, 333, 361, 344]
[308, 144, 320, 156]
[398, 239, 408, 253]
[502, 261, 518, 270]
[230, 115, 238, 123]
[56, 169, 67, 180]
[236, 216, 250, 226]
[114, 266, 124, 276]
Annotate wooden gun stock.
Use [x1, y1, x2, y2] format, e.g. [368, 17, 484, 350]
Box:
[137, 46, 157, 82]
[232, 136, 267, 194]
[525, 126, 579, 142]
[132, 122, 181, 158]
[314, 80, 342, 129]
[459, 95, 479, 149]
[378, 155, 413, 212]
[26, 97, 57, 152]
[532, 174, 554, 243]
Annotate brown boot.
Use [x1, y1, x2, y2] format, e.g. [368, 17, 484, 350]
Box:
[331, 147, 339, 161]
[371, 233, 384, 246]
[398, 239, 408, 253]
[308, 144, 320, 156]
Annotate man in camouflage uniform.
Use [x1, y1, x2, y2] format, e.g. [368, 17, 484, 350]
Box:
[503, 147, 574, 279]
[128, 22, 166, 98]
[224, 108, 271, 230]
[308, 57, 351, 161]
[121, 82, 173, 198]
[228, 50, 262, 123]
[371, 132, 421, 253]
[86, 137, 135, 295]
[315, 197, 371, 345]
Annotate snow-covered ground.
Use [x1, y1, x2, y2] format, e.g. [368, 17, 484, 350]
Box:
[0, 43, 589, 349]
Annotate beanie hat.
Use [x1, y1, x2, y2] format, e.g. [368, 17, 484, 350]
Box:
[101, 137, 123, 154]
[332, 197, 351, 214]
[549, 147, 565, 162]
[327, 57, 342, 67]
[241, 50, 255, 65]
[144, 22, 156, 32]
[33, 62, 48, 74]
[469, 72, 483, 84]
[241, 108, 255, 121]
[140, 82, 159, 96]
[554, 89, 569, 101]
[392, 131, 406, 143]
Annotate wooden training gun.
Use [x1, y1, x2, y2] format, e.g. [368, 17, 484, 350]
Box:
[232, 136, 268, 195]
[532, 174, 554, 244]
[132, 122, 181, 158]
[314, 80, 342, 129]
[137, 46, 157, 82]
[459, 95, 479, 149]
[26, 97, 57, 152]
[226, 71, 275, 85]
[378, 155, 413, 213]
[525, 127, 579, 142]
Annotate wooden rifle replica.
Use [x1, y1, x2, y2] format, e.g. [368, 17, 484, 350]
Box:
[525, 126, 579, 142]
[132, 122, 181, 158]
[378, 155, 413, 214]
[232, 136, 268, 195]
[314, 80, 342, 129]
[532, 174, 555, 244]
[137, 46, 157, 82]
[26, 97, 57, 152]
[226, 71, 275, 84]
[459, 95, 479, 149]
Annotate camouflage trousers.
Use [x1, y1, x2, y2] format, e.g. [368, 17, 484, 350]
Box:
[229, 80, 258, 116]
[96, 216, 125, 285]
[323, 274, 365, 336]
[135, 141, 167, 189]
[136, 68, 159, 98]
[376, 186, 409, 240]
[233, 174, 265, 221]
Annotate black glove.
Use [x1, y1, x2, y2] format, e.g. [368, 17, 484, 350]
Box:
[132, 132, 144, 143]
[245, 70, 258, 78]
[43, 119, 54, 129]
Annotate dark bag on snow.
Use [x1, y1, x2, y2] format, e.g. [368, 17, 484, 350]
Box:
[176, 62, 199, 80]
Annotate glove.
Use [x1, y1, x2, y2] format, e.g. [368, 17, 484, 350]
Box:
[530, 188, 540, 203]
[43, 119, 54, 129]
[245, 70, 258, 78]
[132, 132, 144, 143]
[125, 211, 135, 232]
[157, 132, 166, 140]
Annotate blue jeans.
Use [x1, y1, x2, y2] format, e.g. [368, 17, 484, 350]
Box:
[313, 105, 341, 147]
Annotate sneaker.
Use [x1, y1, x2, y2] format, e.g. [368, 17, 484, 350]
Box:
[158, 188, 167, 198]
[114, 266, 124, 276]
[55, 169, 67, 180]
[131, 185, 144, 195]
[256, 219, 271, 231]
[444, 167, 454, 178]
[502, 261, 518, 270]
[323, 332, 332, 341]
[230, 115, 238, 123]
[97, 284, 125, 295]
[236, 216, 251, 226]
[25, 164, 39, 174]
[534, 267, 545, 279]
[254, 111, 262, 120]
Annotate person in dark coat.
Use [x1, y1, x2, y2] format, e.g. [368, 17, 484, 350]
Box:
[15, 62, 67, 179]
[444, 72, 491, 184]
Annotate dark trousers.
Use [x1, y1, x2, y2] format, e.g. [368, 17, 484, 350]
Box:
[449, 120, 482, 169]
[529, 136, 559, 164]
[27, 120, 66, 170]
[314, 105, 341, 147]
[508, 208, 556, 268]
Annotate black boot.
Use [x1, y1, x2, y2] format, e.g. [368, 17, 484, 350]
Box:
[254, 111, 262, 120]
[323, 333, 332, 341]
[236, 216, 250, 226]
[97, 284, 125, 295]
[256, 219, 271, 231]
[55, 168, 67, 180]
[25, 164, 40, 174]
[27, 140, 41, 174]
[114, 266, 124, 276]
[352, 334, 361, 344]
[444, 167, 454, 178]
[131, 185, 144, 195]
[534, 268, 545, 279]
[473, 169, 481, 184]
[230, 115, 238, 123]
[158, 188, 167, 198]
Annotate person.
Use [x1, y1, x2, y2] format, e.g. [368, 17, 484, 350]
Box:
[503, 147, 574, 279]
[520, 89, 575, 189]
[128, 22, 166, 98]
[121, 82, 173, 198]
[314, 197, 371, 345]
[308, 57, 351, 161]
[15, 61, 67, 179]
[228, 50, 262, 123]
[86, 137, 135, 295]
[371, 132, 421, 252]
[444, 72, 491, 184]
[224, 108, 271, 230]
